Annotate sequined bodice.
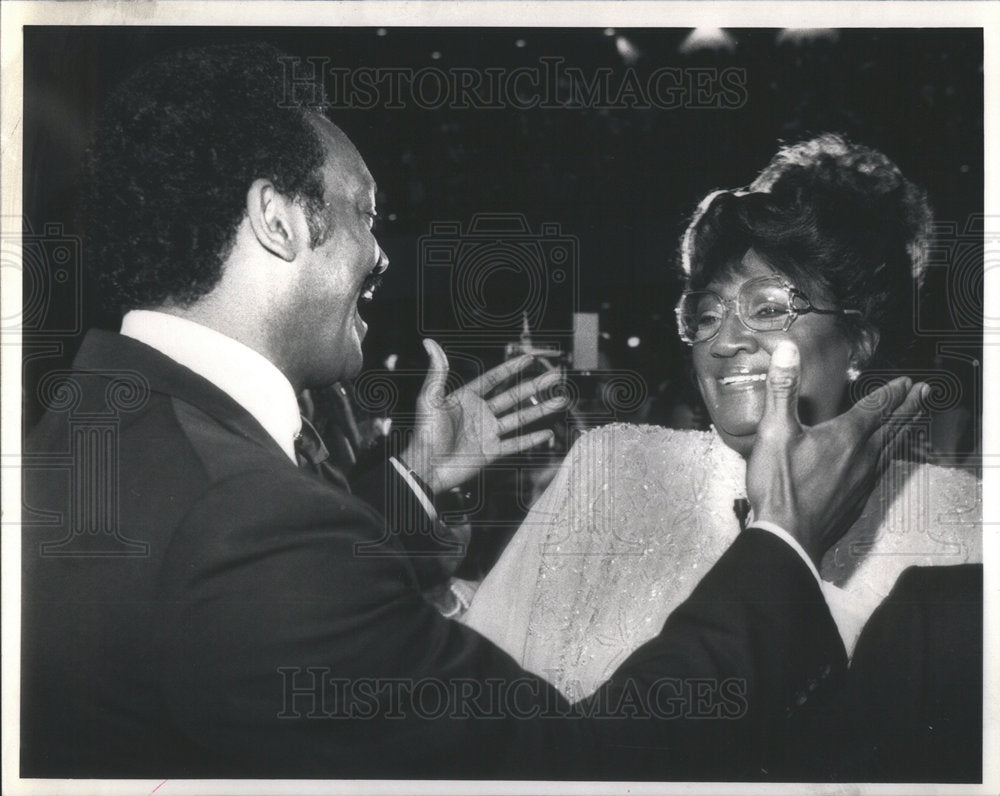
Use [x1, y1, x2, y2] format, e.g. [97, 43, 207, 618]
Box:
[462, 424, 981, 701]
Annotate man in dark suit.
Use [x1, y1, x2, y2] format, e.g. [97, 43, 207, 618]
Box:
[21, 42, 925, 780]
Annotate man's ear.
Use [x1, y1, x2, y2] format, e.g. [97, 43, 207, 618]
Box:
[851, 326, 880, 370]
[245, 179, 303, 262]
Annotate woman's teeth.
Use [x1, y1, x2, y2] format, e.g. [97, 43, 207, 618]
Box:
[721, 373, 766, 385]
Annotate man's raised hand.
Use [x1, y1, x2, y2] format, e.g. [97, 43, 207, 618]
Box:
[400, 339, 567, 494]
[746, 340, 927, 565]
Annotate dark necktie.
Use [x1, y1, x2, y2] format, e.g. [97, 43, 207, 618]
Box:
[733, 498, 751, 532]
[295, 415, 350, 493]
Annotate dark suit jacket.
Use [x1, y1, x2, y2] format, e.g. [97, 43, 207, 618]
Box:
[794, 564, 983, 783]
[22, 329, 846, 780]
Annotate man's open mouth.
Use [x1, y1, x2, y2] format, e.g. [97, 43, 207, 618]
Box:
[360, 273, 383, 303]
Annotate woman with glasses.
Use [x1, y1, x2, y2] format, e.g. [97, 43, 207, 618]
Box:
[461, 134, 981, 706]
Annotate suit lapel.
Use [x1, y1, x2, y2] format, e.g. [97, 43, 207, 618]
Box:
[74, 329, 293, 467]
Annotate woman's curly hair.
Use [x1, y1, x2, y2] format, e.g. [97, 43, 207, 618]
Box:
[680, 133, 933, 368]
[84, 42, 330, 312]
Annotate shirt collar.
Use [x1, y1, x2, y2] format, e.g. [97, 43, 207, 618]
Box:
[120, 310, 300, 463]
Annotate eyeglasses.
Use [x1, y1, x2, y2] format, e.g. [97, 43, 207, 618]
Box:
[675, 275, 861, 345]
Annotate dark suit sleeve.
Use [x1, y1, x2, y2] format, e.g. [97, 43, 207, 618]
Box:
[350, 455, 465, 594]
[587, 528, 847, 778]
[155, 471, 846, 779]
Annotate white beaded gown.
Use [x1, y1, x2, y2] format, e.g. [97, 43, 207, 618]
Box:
[461, 424, 982, 701]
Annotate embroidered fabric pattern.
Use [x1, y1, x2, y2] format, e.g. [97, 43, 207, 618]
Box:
[462, 424, 981, 701]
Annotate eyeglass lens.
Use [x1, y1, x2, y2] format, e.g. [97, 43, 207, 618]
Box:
[680, 278, 792, 342]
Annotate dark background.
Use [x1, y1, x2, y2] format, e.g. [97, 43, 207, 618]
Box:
[21, 26, 984, 457]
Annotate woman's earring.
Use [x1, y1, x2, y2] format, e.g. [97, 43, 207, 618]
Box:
[846, 365, 861, 382]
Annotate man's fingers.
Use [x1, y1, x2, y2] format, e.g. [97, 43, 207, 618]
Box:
[872, 382, 928, 465]
[845, 375, 913, 442]
[486, 370, 563, 414]
[882, 381, 927, 434]
[757, 340, 802, 441]
[419, 338, 451, 403]
[497, 430, 555, 456]
[495, 397, 567, 435]
[895, 381, 929, 421]
[463, 355, 534, 397]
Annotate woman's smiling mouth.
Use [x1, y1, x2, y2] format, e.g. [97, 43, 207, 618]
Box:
[719, 372, 767, 386]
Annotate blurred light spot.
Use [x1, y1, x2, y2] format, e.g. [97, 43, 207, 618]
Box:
[600, 332, 612, 340]
[679, 28, 736, 55]
[388, 212, 398, 221]
[627, 336, 641, 348]
[376, 28, 387, 37]
[515, 38, 526, 48]
[603, 28, 616, 37]
[775, 29, 839, 46]
[384, 354, 399, 371]
[431, 51, 442, 60]
[615, 36, 641, 66]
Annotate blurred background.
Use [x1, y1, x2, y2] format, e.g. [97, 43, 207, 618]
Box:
[20, 26, 984, 569]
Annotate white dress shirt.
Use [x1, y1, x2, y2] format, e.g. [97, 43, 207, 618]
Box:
[120, 310, 440, 519]
[121, 310, 301, 463]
